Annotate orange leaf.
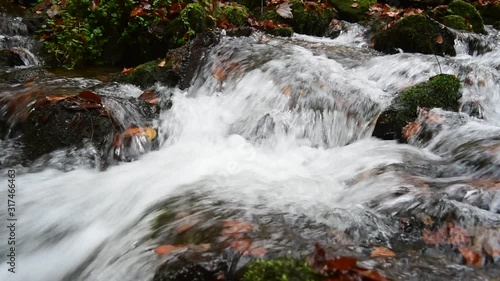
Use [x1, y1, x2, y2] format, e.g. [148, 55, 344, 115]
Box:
[154, 244, 184, 256]
[46, 95, 73, 102]
[78, 90, 102, 104]
[459, 247, 484, 267]
[325, 256, 357, 271]
[123, 127, 144, 137]
[130, 6, 145, 17]
[122, 67, 134, 74]
[436, 34, 443, 44]
[371, 247, 396, 258]
[139, 91, 159, 105]
[213, 66, 227, 82]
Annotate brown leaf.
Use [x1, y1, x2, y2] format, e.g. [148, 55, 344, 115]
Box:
[130, 6, 145, 17]
[422, 225, 448, 245]
[402, 120, 420, 141]
[352, 267, 389, 281]
[139, 91, 159, 105]
[351, 3, 359, 8]
[370, 247, 396, 258]
[213, 66, 227, 81]
[158, 60, 166, 67]
[46, 95, 73, 102]
[78, 90, 102, 104]
[276, 2, 293, 18]
[230, 239, 252, 254]
[308, 243, 327, 270]
[282, 85, 292, 97]
[154, 244, 184, 256]
[436, 34, 444, 44]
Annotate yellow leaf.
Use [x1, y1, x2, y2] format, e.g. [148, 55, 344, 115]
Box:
[144, 127, 157, 141]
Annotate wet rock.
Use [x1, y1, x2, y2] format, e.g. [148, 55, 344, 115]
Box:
[153, 254, 229, 281]
[222, 4, 250, 27]
[378, 0, 451, 8]
[0, 49, 25, 67]
[114, 60, 180, 89]
[448, 0, 486, 34]
[329, 0, 376, 22]
[24, 95, 115, 160]
[373, 74, 461, 141]
[372, 15, 456, 56]
[21, 12, 47, 34]
[0, 67, 52, 84]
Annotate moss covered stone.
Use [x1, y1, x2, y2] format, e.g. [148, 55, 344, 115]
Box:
[114, 60, 180, 89]
[241, 258, 322, 281]
[373, 74, 462, 141]
[328, 0, 376, 22]
[223, 4, 250, 27]
[373, 15, 456, 56]
[267, 27, 294, 37]
[442, 15, 470, 31]
[448, 0, 486, 34]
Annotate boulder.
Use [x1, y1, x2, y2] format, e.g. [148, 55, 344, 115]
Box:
[448, 0, 486, 34]
[442, 15, 470, 31]
[0, 67, 52, 84]
[372, 15, 456, 56]
[476, 3, 500, 26]
[373, 74, 462, 141]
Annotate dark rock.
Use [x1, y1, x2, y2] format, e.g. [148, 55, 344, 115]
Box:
[153, 254, 229, 281]
[24, 98, 115, 160]
[476, 3, 500, 26]
[372, 15, 456, 56]
[114, 60, 180, 89]
[0, 49, 25, 67]
[225, 27, 255, 37]
[373, 74, 462, 141]
[324, 19, 346, 39]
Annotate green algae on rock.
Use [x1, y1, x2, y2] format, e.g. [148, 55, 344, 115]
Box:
[223, 4, 250, 27]
[372, 15, 456, 56]
[373, 74, 462, 141]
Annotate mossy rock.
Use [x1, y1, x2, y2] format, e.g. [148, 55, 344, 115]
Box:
[442, 15, 470, 31]
[373, 74, 462, 141]
[476, 3, 500, 25]
[372, 15, 456, 56]
[266, 26, 294, 37]
[181, 3, 215, 34]
[448, 0, 486, 34]
[328, 0, 376, 22]
[261, 1, 336, 36]
[114, 60, 180, 89]
[241, 258, 323, 281]
[0, 67, 52, 84]
[223, 4, 250, 27]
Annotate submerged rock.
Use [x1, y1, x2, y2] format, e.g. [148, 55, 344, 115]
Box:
[241, 258, 322, 281]
[0, 67, 52, 84]
[476, 2, 500, 26]
[373, 74, 462, 141]
[372, 15, 456, 56]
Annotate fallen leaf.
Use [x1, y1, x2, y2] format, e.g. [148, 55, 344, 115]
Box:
[371, 247, 396, 258]
[351, 3, 358, 8]
[282, 85, 292, 96]
[436, 34, 443, 44]
[139, 91, 159, 105]
[158, 60, 166, 67]
[144, 127, 157, 141]
[230, 239, 252, 254]
[130, 6, 145, 17]
[276, 2, 293, 19]
[122, 67, 134, 74]
[46, 95, 73, 102]
[154, 244, 184, 255]
[324, 256, 358, 272]
[402, 120, 420, 141]
[213, 66, 227, 81]
[123, 126, 144, 137]
[78, 90, 102, 104]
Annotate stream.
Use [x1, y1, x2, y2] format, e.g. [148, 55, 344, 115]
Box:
[0, 12, 499, 281]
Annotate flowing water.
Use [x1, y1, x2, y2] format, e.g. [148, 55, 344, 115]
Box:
[0, 14, 499, 281]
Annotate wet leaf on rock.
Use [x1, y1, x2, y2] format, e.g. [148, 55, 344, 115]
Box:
[154, 244, 185, 256]
[459, 247, 484, 267]
[436, 34, 444, 44]
[122, 67, 134, 74]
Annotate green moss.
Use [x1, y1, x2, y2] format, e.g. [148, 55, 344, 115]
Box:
[448, 0, 486, 34]
[114, 59, 180, 88]
[328, 0, 376, 22]
[442, 15, 470, 31]
[241, 258, 323, 281]
[261, 1, 336, 36]
[477, 3, 500, 25]
[223, 4, 249, 27]
[373, 74, 462, 141]
[267, 27, 294, 37]
[181, 3, 215, 34]
[373, 15, 456, 56]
